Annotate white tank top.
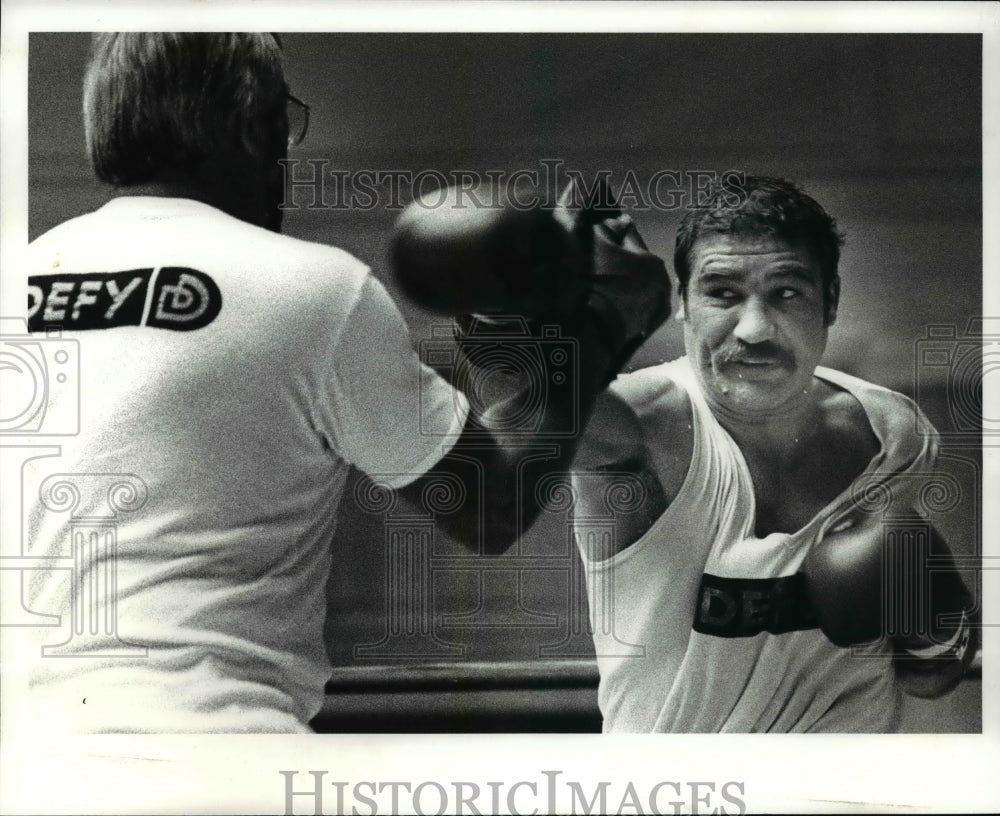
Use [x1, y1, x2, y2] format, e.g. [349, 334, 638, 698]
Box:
[578, 357, 938, 732]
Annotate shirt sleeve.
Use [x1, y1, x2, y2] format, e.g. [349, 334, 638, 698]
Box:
[319, 273, 468, 488]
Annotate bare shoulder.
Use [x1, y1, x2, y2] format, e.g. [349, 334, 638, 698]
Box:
[576, 364, 694, 498]
[816, 379, 881, 464]
[571, 364, 695, 559]
[612, 364, 695, 449]
[817, 368, 933, 438]
[611, 363, 692, 418]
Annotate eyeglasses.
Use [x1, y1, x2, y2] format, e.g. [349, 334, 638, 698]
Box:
[286, 93, 310, 147]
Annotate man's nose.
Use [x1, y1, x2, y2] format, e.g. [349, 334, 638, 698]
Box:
[732, 298, 776, 345]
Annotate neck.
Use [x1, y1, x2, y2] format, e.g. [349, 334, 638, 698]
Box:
[113, 180, 226, 210]
[111, 158, 282, 232]
[706, 379, 824, 462]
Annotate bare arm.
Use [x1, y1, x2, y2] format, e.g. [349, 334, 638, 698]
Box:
[399, 317, 617, 554]
[569, 381, 695, 560]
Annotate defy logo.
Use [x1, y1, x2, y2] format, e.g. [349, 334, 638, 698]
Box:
[693, 572, 819, 638]
[28, 268, 222, 332]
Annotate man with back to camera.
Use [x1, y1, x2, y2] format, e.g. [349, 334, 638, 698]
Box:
[568, 175, 978, 732]
[22, 33, 668, 733]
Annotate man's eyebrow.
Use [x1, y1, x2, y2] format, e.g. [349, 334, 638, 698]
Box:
[696, 270, 745, 285]
[694, 266, 820, 291]
[767, 266, 819, 285]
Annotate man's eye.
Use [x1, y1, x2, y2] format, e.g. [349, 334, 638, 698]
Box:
[708, 288, 739, 300]
[776, 287, 800, 299]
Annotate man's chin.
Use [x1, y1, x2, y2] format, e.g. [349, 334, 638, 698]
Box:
[705, 371, 801, 416]
[718, 390, 784, 415]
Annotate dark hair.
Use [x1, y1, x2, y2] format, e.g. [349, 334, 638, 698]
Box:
[83, 33, 286, 186]
[674, 175, 845, 301]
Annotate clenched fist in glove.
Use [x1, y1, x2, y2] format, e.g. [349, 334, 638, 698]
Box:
[392, 178, 671, 386]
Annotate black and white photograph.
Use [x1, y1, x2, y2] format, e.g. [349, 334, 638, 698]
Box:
[1, 2, 997, 814]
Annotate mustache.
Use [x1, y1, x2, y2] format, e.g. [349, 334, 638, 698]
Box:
[716, 342, 793, 367]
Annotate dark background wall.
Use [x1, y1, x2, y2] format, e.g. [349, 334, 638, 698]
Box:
[29, 33, 981, 391]
[29, 33, 982, 730]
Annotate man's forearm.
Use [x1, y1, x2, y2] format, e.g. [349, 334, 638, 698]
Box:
[407, 317, 616, 554]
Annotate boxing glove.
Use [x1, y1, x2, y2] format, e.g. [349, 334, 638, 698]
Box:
[391, 183, 592, 319]
[803, 512, 972, 649]
[802, 518, 885, 647]
[393, 179, 671, 381]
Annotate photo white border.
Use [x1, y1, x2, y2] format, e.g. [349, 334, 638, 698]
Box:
[2, 2, 997, 813]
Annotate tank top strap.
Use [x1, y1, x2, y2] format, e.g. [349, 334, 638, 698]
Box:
[634, 357, 756, 552]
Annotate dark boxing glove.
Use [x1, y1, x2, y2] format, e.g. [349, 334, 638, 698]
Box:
[424, 179, 671, 387]
[803, 512, 973, 649]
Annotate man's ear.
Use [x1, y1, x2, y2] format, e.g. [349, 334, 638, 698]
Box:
[824, 276, 840, 327]
[675, 287, 687, 321]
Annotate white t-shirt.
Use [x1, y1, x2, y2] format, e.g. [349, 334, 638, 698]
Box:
[22, 196, 467, 732]
[578, 357, 938, 733]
